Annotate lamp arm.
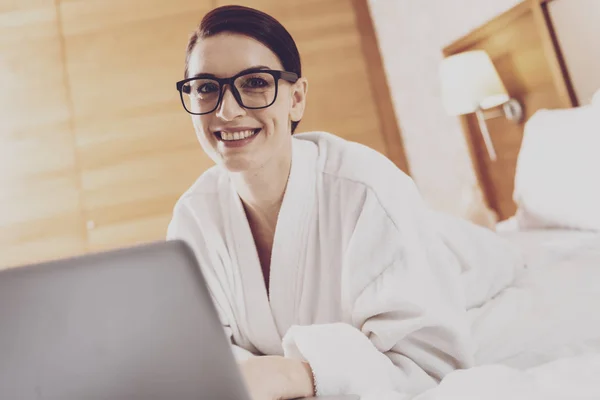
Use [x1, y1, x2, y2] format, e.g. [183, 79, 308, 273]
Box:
[480, 109, 505, 119]
[475, 108, 498, 161]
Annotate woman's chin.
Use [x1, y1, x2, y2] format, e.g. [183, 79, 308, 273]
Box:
[219, 156, 259, 173]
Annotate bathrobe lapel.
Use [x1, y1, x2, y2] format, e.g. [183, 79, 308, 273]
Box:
[224, 139, 318, 354]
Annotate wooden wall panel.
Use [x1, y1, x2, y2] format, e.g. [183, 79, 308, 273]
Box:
[0, 1, 86, 269]
[59, 0, 214, 252]
[215, 0, 389, 156]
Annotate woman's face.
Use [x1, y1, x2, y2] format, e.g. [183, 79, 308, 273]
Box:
[186, 33, 307, 172]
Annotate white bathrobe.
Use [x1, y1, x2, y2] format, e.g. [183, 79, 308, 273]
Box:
[167, 132, 475, 398]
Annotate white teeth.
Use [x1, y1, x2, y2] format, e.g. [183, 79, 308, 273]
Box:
[220, 129, 258, 141]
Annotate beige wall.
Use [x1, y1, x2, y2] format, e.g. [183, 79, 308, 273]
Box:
[367, 0, 522, 217]
[548, 0, 600, 105]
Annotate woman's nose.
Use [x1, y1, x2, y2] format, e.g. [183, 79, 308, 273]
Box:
[216, 86, 245, 121]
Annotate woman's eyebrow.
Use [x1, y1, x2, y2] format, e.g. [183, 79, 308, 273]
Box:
[190, 65, 272, 79]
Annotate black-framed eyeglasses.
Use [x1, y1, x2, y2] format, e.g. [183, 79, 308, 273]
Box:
[175, 69, 299, 115]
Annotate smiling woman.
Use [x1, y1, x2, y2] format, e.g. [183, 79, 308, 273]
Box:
[167, 5, 474, 400]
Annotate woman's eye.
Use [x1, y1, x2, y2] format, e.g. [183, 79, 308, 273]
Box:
[242, 77, 268, 88]
[198, 83, 219, 94]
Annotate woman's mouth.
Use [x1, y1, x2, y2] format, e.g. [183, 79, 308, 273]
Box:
[215, 128, 261, 142]
[214, 128, 261, 148]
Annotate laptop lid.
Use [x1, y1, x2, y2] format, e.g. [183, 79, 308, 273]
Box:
[0, 240, 251, 400]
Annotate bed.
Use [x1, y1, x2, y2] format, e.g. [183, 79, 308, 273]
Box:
[421, 174, 600, 398]
[425, 0, 600, 398]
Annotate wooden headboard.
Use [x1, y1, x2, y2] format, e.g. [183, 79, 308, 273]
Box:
[443, 0, 598, 220]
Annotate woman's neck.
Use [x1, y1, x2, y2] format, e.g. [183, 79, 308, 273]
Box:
[230, 146, 292, 228]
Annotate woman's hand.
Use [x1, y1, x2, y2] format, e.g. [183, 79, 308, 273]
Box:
[239, 355, 315, 400]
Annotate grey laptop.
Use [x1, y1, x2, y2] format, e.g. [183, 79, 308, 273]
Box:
[0, 240, 357, 400]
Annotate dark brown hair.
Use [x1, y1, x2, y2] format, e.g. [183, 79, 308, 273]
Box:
[184, 5, 303, 133]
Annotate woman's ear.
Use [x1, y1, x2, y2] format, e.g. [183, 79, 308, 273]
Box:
[289, 77, 308, 123]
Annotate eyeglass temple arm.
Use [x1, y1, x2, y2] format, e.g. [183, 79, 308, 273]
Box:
[280, 71, 299, 83]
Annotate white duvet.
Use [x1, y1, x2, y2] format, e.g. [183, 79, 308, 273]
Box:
[470, 230, 600, 368]
[411, 352, 600, 400]
[426, 229, 600, 400]
[306, 348, 600, 400]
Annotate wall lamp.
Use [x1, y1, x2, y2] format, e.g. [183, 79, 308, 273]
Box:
[440, 50, 524, 161]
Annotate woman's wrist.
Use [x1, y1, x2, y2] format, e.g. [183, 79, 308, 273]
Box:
[284, 359, 315, 398]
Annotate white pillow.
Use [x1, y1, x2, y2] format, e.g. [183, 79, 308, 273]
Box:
[513, 103, 600, 231]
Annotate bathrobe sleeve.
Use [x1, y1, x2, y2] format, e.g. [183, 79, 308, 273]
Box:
[166, 200, 256, 362]
[282, 171, 474, 398]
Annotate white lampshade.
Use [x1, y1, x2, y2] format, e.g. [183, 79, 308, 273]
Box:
[439, 50, 509, 116]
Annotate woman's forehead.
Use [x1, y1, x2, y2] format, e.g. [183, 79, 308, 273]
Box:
[187, 33, 284, 78]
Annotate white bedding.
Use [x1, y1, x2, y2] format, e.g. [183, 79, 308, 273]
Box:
[496, 225, 600, 268]
[401, 229, 600, 399]
[469, 229, 600, 369]
[412, 353, 600, 400]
